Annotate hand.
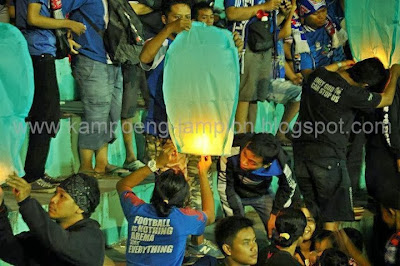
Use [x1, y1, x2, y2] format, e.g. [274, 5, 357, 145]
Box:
[391, 64, 400, 76]
[0, 186, 3, 206]
[263, 0, 281, 11]
[267, 213, 277, 238]
[290, 73, 303, 85]
[233, 32, 244, 54]
[67, 31, 81, 54]
[279, 0, 292, 17]
[197, 155, 212, 175]
[155, 141, 178, 169]
[6, 175, 31, 203]
[397, 159, 400, 172]
[68, 20, 86, 36]
[167, 18, 191, 34]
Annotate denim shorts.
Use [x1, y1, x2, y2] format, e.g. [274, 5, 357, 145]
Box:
[72, 55, 122, 150]
[121, 63, 147, 119]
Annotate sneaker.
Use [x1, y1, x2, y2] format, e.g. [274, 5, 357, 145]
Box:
[187, 239, 224, 259]
[182, 255, 199, 265]
[123, 160, 146, 172]
[42, 175, 62, 185]
[30, 179, 56, 193]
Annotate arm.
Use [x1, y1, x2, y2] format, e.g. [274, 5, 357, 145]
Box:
[225, 0, 281, 21]
[198, 156, 215, 225]
[377, 65, 400, 108]
[278, 0, 297, 40]
[284, 60, 303, 85]
[336, 230, 371, 266]
[116, 142, 177, 194]
[129, 2, 153, 15]
[139, 18, 191, 64]
[0, 188, 26, 265]
[27, 3, 86, 35]
[5, 177, 104, 265]
[324, 59, 354, 72]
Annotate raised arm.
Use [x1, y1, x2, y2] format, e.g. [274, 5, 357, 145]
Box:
[377, 64, 400, 108]
[226, 0, 281, 22]
[197, 156, 215, 225]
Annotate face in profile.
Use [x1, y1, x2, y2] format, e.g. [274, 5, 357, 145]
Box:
[304, 7, 327, 29]
[301, 208, 316, 241]
[226, 227, 258, 265]
[48, 187, 83, 220]
[196, 8, 214, 26]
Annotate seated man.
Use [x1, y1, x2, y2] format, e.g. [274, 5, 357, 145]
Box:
[218, 133, 298, 238]
[0, 174, 104, 265]
[194, 216, 258, 265]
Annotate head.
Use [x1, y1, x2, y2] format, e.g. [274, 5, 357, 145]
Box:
[299, 0, 327, 29]
[240, 133, 281, 171]
[274, 208, 307, 248]
[381, 205, 400, 230]
[192, 2, 214, 26]
[49, 174, 100, 221]
[346, 58, 388, 89]
[317, 248, 349, 266]
[162, 0, 191, 25]
[343, 227, 363, 251]
[301, 205, 318, 241]
[378, 184, 400, 230]
[150, 169, 189, 217]
[314, 230, 339, 256]
[215, 216, 258, 265]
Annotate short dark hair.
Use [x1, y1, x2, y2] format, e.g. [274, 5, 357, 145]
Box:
[215, 216, 254, 255]
[162, 0, 192, 16]
[150, 169, 189, 217]
[192, 1, 213, 19]
[343, 227, 363, 251]
[273, 208, 307, 247]
[347, 58, 387, 88]
[317, 248, 349, 266]
[245, 133, 281, 164]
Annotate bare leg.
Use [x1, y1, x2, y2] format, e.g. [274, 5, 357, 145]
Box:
[122, 117, 137, 164]
[79, 148, 94, 173]
[191, 235, 204, 246]
[235, 101, 250, 134]
[276, 101, 300, 144]
[94, 143, 108, 173]
[247, 102, 258, 133]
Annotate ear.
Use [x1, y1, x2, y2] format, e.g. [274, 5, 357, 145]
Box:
[161, 15, 167, 25]
[362, 83, 369, 88]
[222, 244, 232, 256]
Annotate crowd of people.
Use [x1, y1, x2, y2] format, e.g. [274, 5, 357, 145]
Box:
[1, 0, 400, 265]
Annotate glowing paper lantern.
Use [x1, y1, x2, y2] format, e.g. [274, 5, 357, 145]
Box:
[164, 22, 239, 155]
[346, 0, 400, 67]
[0, 23, 34, 182]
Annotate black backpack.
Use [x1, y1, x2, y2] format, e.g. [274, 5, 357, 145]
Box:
[79, 0, 144, 65]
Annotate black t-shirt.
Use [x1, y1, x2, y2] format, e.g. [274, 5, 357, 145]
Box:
[264, 250, 302, 266]
[294, 67, 382, 158]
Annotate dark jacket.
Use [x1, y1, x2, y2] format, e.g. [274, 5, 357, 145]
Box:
[0, 197, 105, 266]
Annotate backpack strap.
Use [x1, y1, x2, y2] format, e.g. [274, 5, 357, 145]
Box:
[77, 10, 104, 37]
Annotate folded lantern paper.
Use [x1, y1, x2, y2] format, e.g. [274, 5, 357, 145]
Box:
[163, 22, 240, 156]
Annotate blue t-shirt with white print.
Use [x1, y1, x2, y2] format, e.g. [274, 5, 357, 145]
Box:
[120, 190, 207, 266]
[12, 0, 56, 56]
[62, 0, 109, 63]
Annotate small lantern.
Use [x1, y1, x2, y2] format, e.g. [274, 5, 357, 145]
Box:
[163, 22, 239, 155]
[0, 24, 34, 182]
[346, 0, 400, 67]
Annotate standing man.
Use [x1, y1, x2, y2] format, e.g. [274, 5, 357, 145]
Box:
[224, 0, 281, 133]
[293, 59, 400, 230]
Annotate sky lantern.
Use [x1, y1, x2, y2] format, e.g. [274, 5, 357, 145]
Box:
[346, 0, 400, 67]
[163, 22, 239, 156]
[0, 24, 34, 182]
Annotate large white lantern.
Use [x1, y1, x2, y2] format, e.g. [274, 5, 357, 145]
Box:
[163, 22, 240, 156]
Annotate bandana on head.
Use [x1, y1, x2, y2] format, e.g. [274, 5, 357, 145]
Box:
[59, 174, 100, 215]
[298, 0, 326, 17]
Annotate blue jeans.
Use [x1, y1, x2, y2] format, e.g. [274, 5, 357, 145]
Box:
[72, 55, 122, 150]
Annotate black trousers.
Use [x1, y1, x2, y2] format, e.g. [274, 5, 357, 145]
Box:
[24, 55, 60, 183]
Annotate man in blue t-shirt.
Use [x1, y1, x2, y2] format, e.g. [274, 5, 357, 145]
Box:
[224, 0, 280, 134]
[13, 0, 85, 192]
[218, 133, 298, 239]
[296, 0, 346, 79]
[61, 0, 124, 177]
